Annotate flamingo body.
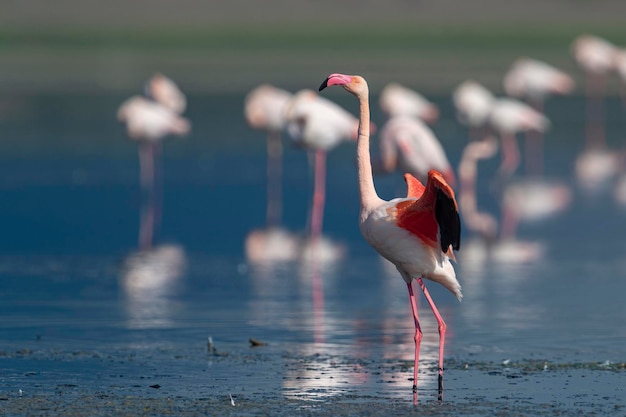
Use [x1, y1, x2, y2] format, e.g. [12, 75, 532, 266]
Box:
[379, 83, 439, 123]
[118, 96, 190, 141]
[286, 89, 358, 151]
[244, 84, 292, 132]
[488, 98, 550, 134]
[503, 58, 575, 100]
[452, 81, 495, 129]
[146, 73, 187, 115]
[378, 116, 456, 185]
[571, 35, 616, 75]
[360, 172, 461, 299]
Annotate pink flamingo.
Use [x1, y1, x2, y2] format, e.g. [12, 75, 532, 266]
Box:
[376, 115, 456, 187]
[503, 58, 575, 175]
[285, 89, 358, 243]
[243, 85, 301, 263]
[458, 138, 543, 264]
[487, 97, 550, 180]
[571, 34, 616, 147]
[571, 35, 622, 190]
[452, 80, 495, 142]
[320, 73, 461, 403]
[379, 83, 439, 124]
[117, 95, 190, 249]
[145, 73, 187, 114]
[244, 85, 293, 228]
[615, 48, 626, 106]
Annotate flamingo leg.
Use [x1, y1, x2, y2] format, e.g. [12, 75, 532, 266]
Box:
[266, 130, 283, 227]
[526, 99, 544, 177]
[417, 277, 447, 402]
[138, 141, 154, 193]
[138, 142, 155, 250]
[310, 150, 326, 241]
[153, 141, 163, 243]
[586, 72, 606, 148]
[498, 132, 520, 180]
[407, 281, 422, 404]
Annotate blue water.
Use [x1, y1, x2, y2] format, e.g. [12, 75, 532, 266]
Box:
[0, 93, 625, 405]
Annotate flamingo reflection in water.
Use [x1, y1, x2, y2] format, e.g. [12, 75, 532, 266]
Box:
[121, 244, 187, 329]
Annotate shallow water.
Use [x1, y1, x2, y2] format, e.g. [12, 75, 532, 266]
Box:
[0, 93, 625, 414]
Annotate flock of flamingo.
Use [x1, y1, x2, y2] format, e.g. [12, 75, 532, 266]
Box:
[117, 34, 626, 403]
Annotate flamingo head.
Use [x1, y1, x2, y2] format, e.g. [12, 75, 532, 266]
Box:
[319, 73, 368, 97]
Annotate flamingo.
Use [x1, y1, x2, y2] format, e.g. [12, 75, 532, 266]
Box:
[452, 80, 495, 142]
[571, 34, 616, 147]
[284, 89, 358, 244]
[615, 48, 626, 106]
[243, 85, 301, 263]
[503, 58, 575, 175]
[117, 95, 190, 249]
[376, 115, 456, 186]
[145, 73, 187, 114]
[319, 73, 461, 403]
[379, 83, 439, 124]
[487, 97, 550, 180]
[571, 35, 622, 191]
[458, 138, 543, 264]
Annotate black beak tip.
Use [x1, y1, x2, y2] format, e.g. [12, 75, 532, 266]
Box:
[318, 78, 329, 91]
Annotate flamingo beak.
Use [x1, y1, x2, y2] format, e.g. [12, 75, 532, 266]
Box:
[319, 73, 352, 91]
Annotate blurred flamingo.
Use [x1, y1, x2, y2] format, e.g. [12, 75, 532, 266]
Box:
[486, 98, 571, 237]
[320, 73, 461, 403]
[487, 97, 550, 180]
[571, 35, 623, 191]
[379, 83, 439, 124]
[503, 58, 575, 175]
[243, 85, 300, 263]
[375, 115, 456, 186]
[452, 80, 495, 142]
[458, 138, 543, 263]
[117, 94, 190, 249]
[571, 34, 616, 147]
[145, 73, 187, 114]
[285, 89, 358, 245]
[614, 48, 626, 106]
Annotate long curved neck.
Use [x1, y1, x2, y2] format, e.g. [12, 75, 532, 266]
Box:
[355, 90, 382, 213]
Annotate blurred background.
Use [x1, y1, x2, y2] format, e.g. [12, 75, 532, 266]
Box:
[1, 0, 626, 405]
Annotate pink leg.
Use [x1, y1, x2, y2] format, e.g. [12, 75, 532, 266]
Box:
[586, 72, 606, 148]
[266, 131, 283, 227]
[525, 99, 544, 177]
[138, 142, 155, 250]
[310, 150, 326, 242]
[138, 142, 154, 192]
[417, 277, 446, 402]
[498, 132, 520, 179]
[500, 204, 518, 240]
[153, 142, 163, 243]
[407, 281, 422, 404]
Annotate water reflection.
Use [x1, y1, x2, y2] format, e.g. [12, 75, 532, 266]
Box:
[121, 244, 187, 329]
